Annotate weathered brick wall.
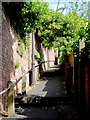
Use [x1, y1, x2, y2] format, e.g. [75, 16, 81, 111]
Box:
[1, 6, 57, 112]
[0, 2, 3, 113]
[2, 7, 15, 110]
[2, 6, 31, 110]
[41, 45, 49, 70]
[40, 44, 56, 71]
[48, 48, 56, 67]
[35, 32, 56, 72]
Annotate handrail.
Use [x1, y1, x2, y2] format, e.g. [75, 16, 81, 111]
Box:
[13, 68, 32, 86]
[0, 60, 54, 95]
[0, 86, 11, 95]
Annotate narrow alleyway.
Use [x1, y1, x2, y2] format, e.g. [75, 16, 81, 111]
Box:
[2, 65, 81, 120]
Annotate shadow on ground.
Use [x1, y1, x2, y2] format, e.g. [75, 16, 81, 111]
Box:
[2, 65, 83, 120]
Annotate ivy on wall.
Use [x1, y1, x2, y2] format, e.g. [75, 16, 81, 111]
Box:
[14, 60, 20, 69]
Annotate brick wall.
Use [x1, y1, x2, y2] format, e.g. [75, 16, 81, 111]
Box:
[35, 32, 56, 71]
[0, 2, 3, 113]
[2, 6, 31, 110]
[48, 48, 56, 67]
[1, 6, 57, 112]
[38, 44, 55, 71]
[2, 6, 15, 110]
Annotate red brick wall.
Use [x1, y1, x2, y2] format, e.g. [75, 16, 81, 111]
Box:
[0, 2, 3, 112]
[2, 7, 15, 110]
[2, 7, 31, 110]
[1, 6, 57, 112]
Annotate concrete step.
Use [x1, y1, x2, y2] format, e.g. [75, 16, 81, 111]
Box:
[15, 96, 73, 108]
[2, 96, 78, 120]
[40, 69, 64, 77]
[40, 65, 64, 78]
[2, 117, 44, 120]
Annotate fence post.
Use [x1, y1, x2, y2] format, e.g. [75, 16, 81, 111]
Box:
[22, 70, 26, 95]
[7, 81, 15, 117]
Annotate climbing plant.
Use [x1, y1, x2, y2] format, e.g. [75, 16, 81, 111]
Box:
[14, 60, 20, 69]
[38, 1, 89, 63]
[34, 49, 42, 63]
[3, 1, 89, 64]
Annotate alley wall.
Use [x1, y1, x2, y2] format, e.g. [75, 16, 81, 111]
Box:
[0, 5, 56, 112]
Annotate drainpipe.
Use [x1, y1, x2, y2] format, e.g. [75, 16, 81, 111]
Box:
[32, 32, 35, 86]
[88, 1, 90, 21]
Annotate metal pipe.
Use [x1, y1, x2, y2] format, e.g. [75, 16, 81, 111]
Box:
[88, 1, 90, 21]
[32, 32, 35, 86]
[0, 61, 54, 95]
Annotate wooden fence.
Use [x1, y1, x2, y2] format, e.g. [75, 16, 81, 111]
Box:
[64, 51, 90, 117]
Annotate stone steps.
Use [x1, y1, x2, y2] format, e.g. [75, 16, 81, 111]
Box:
[1, 65, 74, 120]
[15, 96, 72, 108]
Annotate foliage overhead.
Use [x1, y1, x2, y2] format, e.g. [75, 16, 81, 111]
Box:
[3, 0, 89, 64]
